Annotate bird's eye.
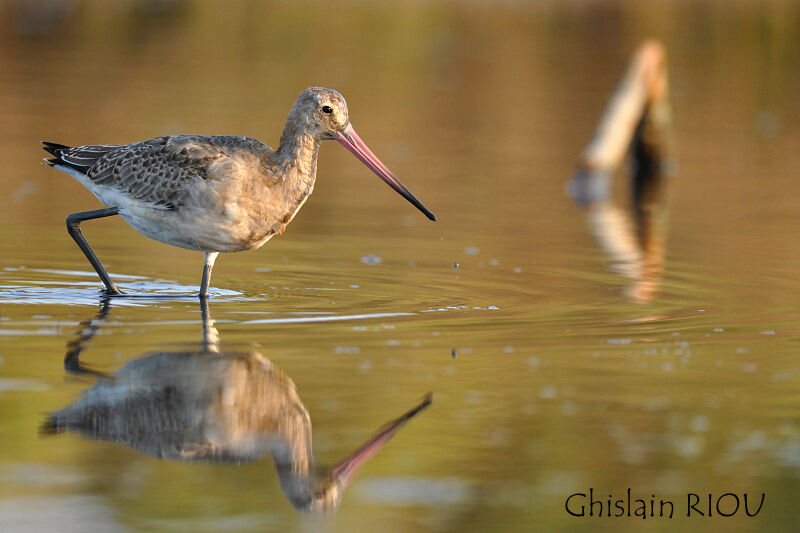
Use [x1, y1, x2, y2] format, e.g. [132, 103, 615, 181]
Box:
[321, 105, 333, 115]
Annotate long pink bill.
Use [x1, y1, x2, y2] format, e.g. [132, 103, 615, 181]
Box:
[337, 124, 437, 221]
[331, 392, 432, 487]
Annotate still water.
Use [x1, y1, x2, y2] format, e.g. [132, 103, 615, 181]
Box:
[1, 1, 799, 532]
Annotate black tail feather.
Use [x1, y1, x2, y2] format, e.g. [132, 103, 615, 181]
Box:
[42, 141, 70, 157]
[42, 140, 92, 173]
[42, 141, 72, 168]
[41, 141, 119, 173]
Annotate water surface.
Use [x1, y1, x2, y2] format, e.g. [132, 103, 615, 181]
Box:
[1, 1, 799, 532]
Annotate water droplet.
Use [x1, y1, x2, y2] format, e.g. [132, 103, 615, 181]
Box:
[361, 255, 382, 265]
[464, 246, 480, 255]
[690, 415, 710, 432]
[676, 435, 704, 457]
[742, 363, 758, 373]
[334, 346, 360, 354]
[560, 402, 578, 416]
[539, 385, 557, 399]
[465, 390, 483, 404]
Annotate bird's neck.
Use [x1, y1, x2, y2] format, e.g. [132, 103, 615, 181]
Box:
[277, 121, 321, 185]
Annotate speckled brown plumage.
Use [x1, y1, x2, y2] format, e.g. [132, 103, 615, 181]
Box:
[46, 136, 275, 211]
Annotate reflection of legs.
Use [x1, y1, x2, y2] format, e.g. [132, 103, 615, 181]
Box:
[199, 251, 219, 299]
[64, 297, 112, 378]
[200, 296, 219, 352]
[66, 207, 122, 295]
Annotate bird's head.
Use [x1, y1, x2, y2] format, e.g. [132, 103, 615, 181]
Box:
[292, 87, 350, 140]
[289, 87, 437, 221]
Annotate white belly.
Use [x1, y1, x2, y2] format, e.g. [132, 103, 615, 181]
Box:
[121, 203, 276, 253]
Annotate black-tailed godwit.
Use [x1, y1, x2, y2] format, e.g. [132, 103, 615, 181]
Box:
[43, 87, 436, 297]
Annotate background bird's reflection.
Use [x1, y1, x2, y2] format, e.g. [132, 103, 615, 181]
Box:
[45, 299, 432, 512]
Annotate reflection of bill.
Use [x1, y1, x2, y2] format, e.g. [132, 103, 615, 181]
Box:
[568, 41, 670, 303]
[44, 298, 432, 512]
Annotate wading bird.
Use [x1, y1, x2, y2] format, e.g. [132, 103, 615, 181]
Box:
[43, 87, 436, 297]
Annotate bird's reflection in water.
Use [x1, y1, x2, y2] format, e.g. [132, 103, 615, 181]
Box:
[46, 298, 432, 512]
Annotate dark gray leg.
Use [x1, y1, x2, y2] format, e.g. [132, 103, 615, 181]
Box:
[199, 251, 219, 299]
[66, 207, 122, 295]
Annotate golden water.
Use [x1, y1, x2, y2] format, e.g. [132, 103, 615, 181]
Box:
[1, 1, 799, 532]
